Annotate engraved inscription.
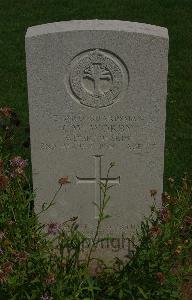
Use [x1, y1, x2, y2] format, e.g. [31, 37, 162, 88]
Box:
[40, 112, 157, 153]
[49, 113, 151, 152]
[68, 49, 128, 108]
[76, 155, 120, 218]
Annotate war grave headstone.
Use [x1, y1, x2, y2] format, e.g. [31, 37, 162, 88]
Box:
[25, 20, 169, 262]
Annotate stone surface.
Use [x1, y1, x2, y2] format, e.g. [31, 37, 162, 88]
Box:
[25, 20, 169, 262]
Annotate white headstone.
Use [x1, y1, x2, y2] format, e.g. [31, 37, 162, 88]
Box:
[25, 20, 169, 262]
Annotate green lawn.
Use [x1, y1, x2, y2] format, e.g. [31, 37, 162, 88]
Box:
[0, 0, 192, 186]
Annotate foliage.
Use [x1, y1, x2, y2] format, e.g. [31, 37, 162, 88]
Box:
[0, 108, 191, 299]
[97, 180, 192, 299]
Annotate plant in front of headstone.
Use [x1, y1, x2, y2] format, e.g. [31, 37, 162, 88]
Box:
[34, 171, 191, 300]
[0, 165, 191, 299]
[0, 108, 191, 299]
[96, 176, 192, 300]
[0, 111, 111, 299]
[0, 166, 46, 299]
[86, 161, 116, 268]
[38, 163, 118, 299]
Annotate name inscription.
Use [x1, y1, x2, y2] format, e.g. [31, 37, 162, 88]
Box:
[40, 113, 156, 152]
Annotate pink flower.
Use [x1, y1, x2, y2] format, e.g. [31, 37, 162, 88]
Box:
[2, 261, 13, 274]
[9, 156, 28, 178]
[13, 251, 29, 262]
[0, 107, 13, 118]
[58, 176, 70, 185]
[9, 156, 27, 169]
[40, 293, 53, 300]
[159, 208, 171, 223]
[47, 223, 61, 235]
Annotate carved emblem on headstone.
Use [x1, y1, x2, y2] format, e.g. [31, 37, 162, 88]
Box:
[68, 49, 128, 108]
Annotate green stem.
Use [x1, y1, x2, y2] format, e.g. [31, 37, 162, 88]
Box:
[86, 164, 113, 267]
[37, 185, 62, 215]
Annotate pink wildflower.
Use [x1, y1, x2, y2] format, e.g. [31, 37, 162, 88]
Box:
[2, 261, 13, 274]
[40, 293, 53, 300]
[9, 156, 27, 178]
[47, 223, 61, 235]
[9, 156, 27, 169]
[58, 176, 70, 185]
[159, 208, 171, 223]
[0, 107, 13, 118]
[13, 251, 29, 262]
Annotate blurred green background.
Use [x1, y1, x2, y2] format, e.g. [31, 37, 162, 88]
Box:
[0, 0, 192, 187]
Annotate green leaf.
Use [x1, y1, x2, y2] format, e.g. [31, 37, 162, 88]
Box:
[103, 214, 111, 219]
[92, 201, 100, 211]
[138, 287, 148, 299]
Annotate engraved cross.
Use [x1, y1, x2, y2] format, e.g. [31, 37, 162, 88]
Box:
[83, 64, 111, 97]
[76, 155, 120, 218]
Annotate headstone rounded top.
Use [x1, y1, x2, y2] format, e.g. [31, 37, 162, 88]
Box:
[26, 20, 168, 39]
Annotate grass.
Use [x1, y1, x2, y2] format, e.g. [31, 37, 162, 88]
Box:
[0, 112, 191, 299]
[0, 0, 192, 186]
